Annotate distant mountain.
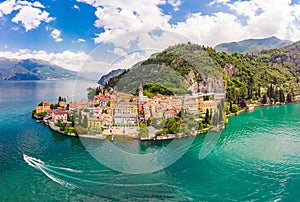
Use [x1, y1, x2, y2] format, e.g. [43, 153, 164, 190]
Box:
[261, 40, 300, 69]
[98, 69, 126, 85]
[214, 36, 293, 54]
[0, 57, 77, 80]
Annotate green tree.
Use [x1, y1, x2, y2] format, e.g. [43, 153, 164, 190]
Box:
[107, 101, 111, 107]
[82, 115, 88, 128]
[279, 89, 285, 103]
[146, 118, 151, 126]
[240, 99, 247, 108]
[218, 102, 224, 124]
[87, 87, 96, 101]
[287, 93, 293, 103]
[183, 125, 191, 135]
[268, 84, 275, 100]
[67, 114, 73, 122]
[139, 123, 149, 138]
[257, 84, 261, 98]
[198, 121, 203, 130]
[275, 88, 279, 103]
[78, 110, 82, 126]
[50, 104, 55, 110]
[261, 94, 268, 104]
[204, 109, 210, 125]
[165, 117, 180, 134]
[212, 111, 219, 126]
[230, 104, 239, 113]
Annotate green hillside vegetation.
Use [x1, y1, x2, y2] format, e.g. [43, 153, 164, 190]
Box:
[98, 69, 126, 85]
[207, 43, 299, 105]
[141, 84, 174, 98]
[103, 42, 300, 113]
[106, 63, 191, 95]
[105, 43, 224, 95]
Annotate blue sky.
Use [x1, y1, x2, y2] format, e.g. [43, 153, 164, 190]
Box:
[0, 0, 300, 72]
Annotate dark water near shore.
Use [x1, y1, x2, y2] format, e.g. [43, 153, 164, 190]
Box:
[1, 81, 300, 201]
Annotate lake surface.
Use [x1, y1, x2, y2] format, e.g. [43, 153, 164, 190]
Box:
[1, 81, 300, 201]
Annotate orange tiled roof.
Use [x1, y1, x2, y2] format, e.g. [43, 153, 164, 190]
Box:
[52, 108, 68, 115]
[41, 102, 51, 106]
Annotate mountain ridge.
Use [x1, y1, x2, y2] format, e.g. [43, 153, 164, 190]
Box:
[98, 69, 126, 85]
[0, 57, 77, 80]
[214, 36, 293, 54]
[100, 40, 300, 107]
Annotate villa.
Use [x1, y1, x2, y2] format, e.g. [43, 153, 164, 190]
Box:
[199, 100, 217, 113]
[88, 117, 102, 130]
[113, 102, 138, 125]
[35, 102, 51, 114]
[51, 108, 68, 123]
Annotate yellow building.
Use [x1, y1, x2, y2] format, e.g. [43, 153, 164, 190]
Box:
[88, 117, 102, 130]
[199, 100, 217, 112]
[114, 102, 138, 125]
[35, 102, 51, 114]
[114, 102, 138, 114]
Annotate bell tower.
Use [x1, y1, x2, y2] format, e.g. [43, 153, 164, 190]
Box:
[138, 81, 143, 103]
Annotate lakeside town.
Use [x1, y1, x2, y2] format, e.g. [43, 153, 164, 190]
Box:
[32, 81, 227, 141]
[32, 78, 300, 141]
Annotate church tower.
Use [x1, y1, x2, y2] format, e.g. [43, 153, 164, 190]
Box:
[138, 81, 143, 103]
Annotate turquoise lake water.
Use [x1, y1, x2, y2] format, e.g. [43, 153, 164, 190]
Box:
[1, 81, 300, 201]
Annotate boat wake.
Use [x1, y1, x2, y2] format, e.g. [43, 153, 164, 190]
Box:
[23, 154, 77, 188]
[23, 154, 163, 188]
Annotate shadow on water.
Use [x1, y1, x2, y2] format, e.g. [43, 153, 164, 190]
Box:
[50, 131, 86, 149]
[139, 139, 171, 153]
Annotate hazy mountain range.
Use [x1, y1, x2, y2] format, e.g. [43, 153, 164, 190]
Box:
[214, 36, 293, 54]
[0, 58, 77, 80]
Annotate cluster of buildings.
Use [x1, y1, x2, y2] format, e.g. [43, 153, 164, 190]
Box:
[34, 101, 69, 123]
[34, 82, 223, 138]
[34, 100, 92, 125]
[84, 83, 222, 137]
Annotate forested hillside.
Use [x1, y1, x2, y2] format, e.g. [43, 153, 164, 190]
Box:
[102, 42, 300, 109]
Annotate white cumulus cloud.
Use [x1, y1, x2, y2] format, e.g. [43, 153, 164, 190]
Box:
[0, 1, 53, 31]
[73, 4, 80, 10]
[77, 38, 86, 43]
[172, 12, 245, 46]
[32, 1, 45, 8]
[11, 5, 53, 31]
[209, 0, 230, 6]
[50, 29, 63, 42]
[167, 0, 182, 11]
[221, 0, 300, 42]
[77, 0, 172, 44]
[78, 0, 300, 47]
[0, 0, 16, 17]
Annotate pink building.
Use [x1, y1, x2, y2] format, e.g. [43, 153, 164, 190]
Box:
[51, 108, 68, 123]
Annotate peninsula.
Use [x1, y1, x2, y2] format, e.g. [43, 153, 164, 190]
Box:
[32, 42, 300, 141]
